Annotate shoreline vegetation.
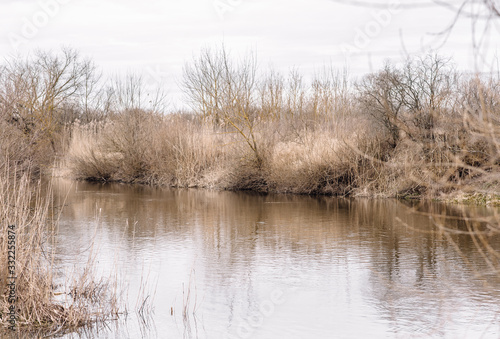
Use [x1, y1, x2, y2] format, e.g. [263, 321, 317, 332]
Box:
[0, 46, 498, 331]
[0, 47, 498, 201]
[0, 166, 122, 336]
[58, 47, 499, 202]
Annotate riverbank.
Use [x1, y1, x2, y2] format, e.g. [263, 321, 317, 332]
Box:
[59, 106, 499, 201]
[439, 192, 500, 206]
[44, 176, 500, 338]
[0, 166, 122, 335]
[0, 48, 499, 334]
[2, 48, 500, 202]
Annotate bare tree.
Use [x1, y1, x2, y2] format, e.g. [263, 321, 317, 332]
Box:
[285, 67, 306, 117]
[105, 72, 168, 113]
[358, 55, 458, 146]
[182, 47, 226, 124]
[358, 62, 405, 147]
[0, 47, 98, 150]
[76, 59, 104, 122]
[259, 68, 285, 120]
[310, 66, 351, 121]
[182, 46, 263, 166]
[397, 55, 458, 135]
[109, 73, 144, 111]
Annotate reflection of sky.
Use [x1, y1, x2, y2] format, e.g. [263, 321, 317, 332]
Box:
[1, 0, 499, 107]
[50, 179, 500, 338]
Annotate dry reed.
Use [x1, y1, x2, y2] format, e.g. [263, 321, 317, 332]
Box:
[24, 51, 498, 200]
[0, 164, 122, 335]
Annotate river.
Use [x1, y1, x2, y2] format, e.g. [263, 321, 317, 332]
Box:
[50, 179, 500, 339]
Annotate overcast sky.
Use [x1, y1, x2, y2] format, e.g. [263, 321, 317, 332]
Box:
[1, 0, 499, 108]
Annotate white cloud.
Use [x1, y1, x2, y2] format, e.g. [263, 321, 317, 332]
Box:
[0, 0, 498, 107]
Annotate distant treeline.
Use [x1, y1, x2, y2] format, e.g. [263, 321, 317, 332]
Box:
[1, 47, 499, 198]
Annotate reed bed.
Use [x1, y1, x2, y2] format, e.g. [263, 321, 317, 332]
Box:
[64, 100, 499, 199]
[0, 165, 121, 334]
[1, 47, 498, 200]
[57, 51, 498, 199]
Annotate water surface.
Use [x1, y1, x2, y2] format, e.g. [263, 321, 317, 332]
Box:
[50, 179, 500, 338]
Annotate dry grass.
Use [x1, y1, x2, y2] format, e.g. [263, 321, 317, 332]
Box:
[148, 114, 230, 188]
[62, 102, 499, 198]
[0, 48, 497, 199]
[267, 128, 353, 194]
[0, 120, 38, 176]
[66, 111, 232, 187]
[0, 164, 122, 334]
[65, 120, 119, 181]
[54, 53, 500, 199]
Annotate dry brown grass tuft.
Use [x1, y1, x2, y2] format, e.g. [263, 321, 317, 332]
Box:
[267, 128, 351, 194]
[148, 114, 230, 188]
[66, 111, 232, 188]
[0, 164, 122, 334]
[65, 120, 119, 181]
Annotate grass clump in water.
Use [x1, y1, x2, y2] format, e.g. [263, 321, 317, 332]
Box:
[0, 164, 122, 335]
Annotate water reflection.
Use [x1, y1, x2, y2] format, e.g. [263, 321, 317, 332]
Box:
[50, 179, 500, 338]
